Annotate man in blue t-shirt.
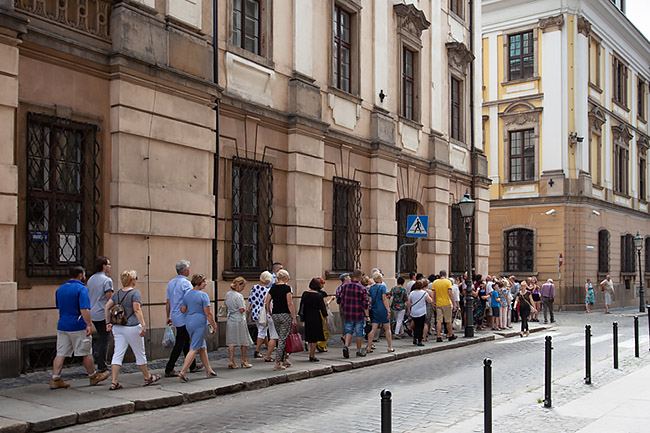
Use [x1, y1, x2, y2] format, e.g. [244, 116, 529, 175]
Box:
[51, 266, 109, 389]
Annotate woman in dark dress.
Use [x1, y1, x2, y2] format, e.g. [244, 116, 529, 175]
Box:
[514, 284, 537, 337]
[299, 278, 328, 362]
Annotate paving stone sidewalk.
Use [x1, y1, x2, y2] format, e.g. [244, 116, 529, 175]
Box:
[0, 324, 541, 433]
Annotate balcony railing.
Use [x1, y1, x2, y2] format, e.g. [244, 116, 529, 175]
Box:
[15, 0, 112, 42]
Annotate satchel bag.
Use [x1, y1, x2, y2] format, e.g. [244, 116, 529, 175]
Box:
[285, 323, 304, 354]
[109, 290, 131, 326]
[452, 310, 462, 331]
[258, 306, 268, 326]
[217, 302, 228, 318]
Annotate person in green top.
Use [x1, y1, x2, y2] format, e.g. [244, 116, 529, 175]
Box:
[389, 277, 408, 338]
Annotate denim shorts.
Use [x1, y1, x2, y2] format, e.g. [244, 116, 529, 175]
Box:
[343, 320, 365, 338]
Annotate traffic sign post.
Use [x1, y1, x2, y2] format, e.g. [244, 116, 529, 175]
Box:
[406, 215, 428, 238]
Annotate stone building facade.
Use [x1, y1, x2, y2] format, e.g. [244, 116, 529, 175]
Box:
[0, 0, 489, 378]
[482, 0, 650, 310]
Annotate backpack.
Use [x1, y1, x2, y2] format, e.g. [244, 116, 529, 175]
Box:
[109, 290, 131, 325]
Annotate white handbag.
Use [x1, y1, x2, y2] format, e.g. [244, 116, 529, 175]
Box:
[258, 305, 268, 325]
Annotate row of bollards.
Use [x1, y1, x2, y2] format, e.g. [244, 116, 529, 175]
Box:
[380, 314, 648, 433]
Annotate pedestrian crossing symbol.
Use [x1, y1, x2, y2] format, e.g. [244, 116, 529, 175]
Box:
[406, 215, 428, 238]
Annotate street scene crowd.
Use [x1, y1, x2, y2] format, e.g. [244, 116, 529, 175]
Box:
[49, 256, 617, 391]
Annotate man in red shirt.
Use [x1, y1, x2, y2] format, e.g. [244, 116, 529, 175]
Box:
[336, 269, 370, 358]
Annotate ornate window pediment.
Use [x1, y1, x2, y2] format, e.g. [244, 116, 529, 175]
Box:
[612, 124, 633, 144]
[446, 41, 474, 73]
[588, 106, 606, 130]
[538, 14, 564, 33]
[394, 3, 430, 46]
[500, 102, 542, 127]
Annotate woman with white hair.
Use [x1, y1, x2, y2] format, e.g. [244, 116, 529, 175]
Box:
[264, 269, 296, 371]
[248, 271, 278, 361]
[366, 272, 394, 353]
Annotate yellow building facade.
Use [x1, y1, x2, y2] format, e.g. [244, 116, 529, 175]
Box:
[482, 0, 650, 309]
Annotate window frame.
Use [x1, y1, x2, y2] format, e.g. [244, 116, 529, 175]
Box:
[450, 204, 467, 274]
[449, 0, 464, 21]
[504, 228, 534, 273]
[621, 233, 635, 273]
[612, 55, 628, 108]
[612, 125, 631, 196]
[396, 199, 419, 274]
[227, 0, 273, 67]
[640, 148, 647, 202]
[598, 229, 610, 273]
[645, 237, 650, 274]
[450, 75, 463, 142]
[638, 78, 646, 121]
[588, 35, 602, 90]
[508, 129, 535, 183]
[329, 0, 361, 97]
[230, 157, 273, 273]
[402, 46, 417, 121]
[332, 177, 361, 272]
[507, 30, 535, 82]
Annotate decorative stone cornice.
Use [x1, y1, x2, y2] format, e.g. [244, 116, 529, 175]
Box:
[538, 14, 564, 33]
[638, 135, 649, 151]
[588, 106, 606, 130]
[612, 124, 633, 143]
[577, 16, 591, 37]
[394, 3, 430, 40]
[499, 102, 542, 127]
[446, 41, 475, 72]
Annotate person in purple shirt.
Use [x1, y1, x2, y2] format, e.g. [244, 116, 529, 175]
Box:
[50, 266, 109, 389]
[540, 279, 556, 324]
[165, 260, 199, 376]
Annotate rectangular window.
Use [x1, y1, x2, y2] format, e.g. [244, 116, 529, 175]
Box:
[590, 133, 602, 185]
[508, 31, 534, 81]
[589, 37, 601, 87]
[402, 47, 416, 121]
[640, 152, 647, 202]
[333, 5, 352, 93]
[509, 129, 535, 182]
[613, 56, 628, 107]
[505, 229, 534, 272]
[449, 0, 463, 19]
[598, 230, 609, 273]
[614, 142, 629, 195]
[397, 200, 419, 274]
[638, 79, 646, 120]
[621, 234, 635, 273]
[450, 76, 462, 141]
[232, 0, 260, 55]
[26, 113, 101, 277]
[332, 177, 361, 271]
[231, 157, 273, 271]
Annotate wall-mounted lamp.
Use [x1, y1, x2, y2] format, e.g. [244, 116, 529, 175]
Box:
[379, 89, 387, 103]
[545, 209, 556, 216]
[592, 210, 600, 216]
[569, 132, 584, 147]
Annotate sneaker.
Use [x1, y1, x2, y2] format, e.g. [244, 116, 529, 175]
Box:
[417, 342, 425, 347]
[343, 346, 349, 359]
[165, 370, 179, 378]
[50, 377, 70, 390]
[436, 337, 443, 342]
[89, 370, 110, 386]
[356, 349, 366, 357]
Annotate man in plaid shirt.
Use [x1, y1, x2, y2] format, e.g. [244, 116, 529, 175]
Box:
[336, 269, 370, 358]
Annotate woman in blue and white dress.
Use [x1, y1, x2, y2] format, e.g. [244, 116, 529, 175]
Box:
[248, 271, 278, 361]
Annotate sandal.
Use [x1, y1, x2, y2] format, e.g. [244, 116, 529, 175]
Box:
[228, 362, 239, 369]
[143, 374, 161, 386]
[263, 357, 273, 362]
[109, 382, 123, 391]
[282, 360, 292, 367]
[273, 365, 286, 371]
[254, 351, 264, 358]
[387, 348, 395, 353]
[206, 371, 218, 377]
[241, 361, 253, 368]
[178, 372, 189, 383]
[366, 347, 374, 353]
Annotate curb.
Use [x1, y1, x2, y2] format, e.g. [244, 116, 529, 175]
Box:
[0, 327, 550, 432]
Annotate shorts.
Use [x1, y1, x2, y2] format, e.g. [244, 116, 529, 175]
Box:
[256, 316, 279, 340]
[436, 304, 452, 324]
[343, 320, 365, 338]
[56, 330, 92, 357]
[491, 306, 500, 317]
[604, 292, 612, 305]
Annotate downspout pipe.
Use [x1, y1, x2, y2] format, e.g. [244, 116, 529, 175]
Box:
[212, 0, 220, 291]
[469, 0, 476, 275]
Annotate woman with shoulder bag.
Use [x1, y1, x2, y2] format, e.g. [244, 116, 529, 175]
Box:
[406, 280, 433, 346]
[264, 269, 296, 371]
[299, 278, 328, 362]
[104, 270, 160, 390]
[248, 271, 278, 361]
[514, 283, 537, 337]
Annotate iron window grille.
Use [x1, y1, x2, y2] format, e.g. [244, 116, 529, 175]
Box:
[26, 113, 101, 277]
[505, 229, 534, 272]
[232, 0, 260, 55]
[645, 237, 650, 274]
[509, 129, 535, 182]
[450, 204, 467, 274]
[332, 177, 361, 272]
[598, 229, 610, 273]
[231, 157, 273, 272]
[334, 5, 352, 93]
[396, 199, 418, 274]
[508, 31, 534, 81]
[621, 234, 635, 273]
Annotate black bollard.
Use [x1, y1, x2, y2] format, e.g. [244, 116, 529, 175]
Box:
[613, 322, 619, 369]
[380, 389, 392, 433]
[544, 336, 552, 408]
[484, 358, 492, 433]
[585, 324, 592, 385]
[634, 316, 640, 358]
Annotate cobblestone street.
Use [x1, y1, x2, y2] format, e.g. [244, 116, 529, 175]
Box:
[57, 310, 650, 433]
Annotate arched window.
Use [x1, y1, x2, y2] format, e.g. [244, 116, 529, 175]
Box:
[396, 200, 418, 274]
[598, 229, 609, 273]
[505, 229, 534, 272]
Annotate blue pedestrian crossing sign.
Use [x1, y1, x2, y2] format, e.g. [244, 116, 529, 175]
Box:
[406, 215, 428, 238]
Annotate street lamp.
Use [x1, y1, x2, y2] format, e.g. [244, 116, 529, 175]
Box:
[458, 190, 475, 338]
[634, 231, 645, 313]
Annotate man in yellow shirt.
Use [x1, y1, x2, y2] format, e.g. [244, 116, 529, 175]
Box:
[432, 270, 458, 342]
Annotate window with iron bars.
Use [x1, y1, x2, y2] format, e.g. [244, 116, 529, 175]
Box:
[645, 237, 650, 273]
[598, 229, 610, 273]
[505, 229, 534, 272]
[25, 113, 101, 277]
[332, 177, 361, 272]
[450, 204, 467, 274]
[231, 157, 273, 272]
[621, 234, 635, 273]
[396, 199, 418, 274]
